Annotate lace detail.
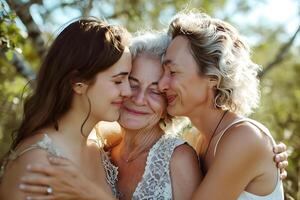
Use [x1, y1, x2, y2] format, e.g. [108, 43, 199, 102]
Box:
[0, 134, 62, 179]
[132, 134, 185, 199]
[34, 134, 62, 157]
[103, 134, 185, 199]
[101, 149, 119, 197]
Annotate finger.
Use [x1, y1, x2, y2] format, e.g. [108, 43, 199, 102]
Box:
[278, 160, 288, 169]
[273, 142, 287, 153]
[48, 156, 73, 166]
[21, 175, 52, 186]
[274, 152, 288, 163]
[280, 169, 287, 180]
[19, 184, 49, 194]
[26, 195, 55, 200]
[27, 164, 58, 176]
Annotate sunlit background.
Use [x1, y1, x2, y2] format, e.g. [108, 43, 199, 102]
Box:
[1, 0, 299, 199]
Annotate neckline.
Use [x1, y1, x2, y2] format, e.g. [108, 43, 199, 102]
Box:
[132, 134, 166, 194]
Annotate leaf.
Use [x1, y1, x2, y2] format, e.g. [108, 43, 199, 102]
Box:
[5, 50, 14, 61]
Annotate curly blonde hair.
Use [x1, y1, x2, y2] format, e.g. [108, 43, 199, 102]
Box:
[168, 11, 261, 115]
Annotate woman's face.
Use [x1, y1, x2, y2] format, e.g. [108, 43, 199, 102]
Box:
[118, 53, 167, 130]
[158, 36, 213, 117]
[87, 48, 132, 122]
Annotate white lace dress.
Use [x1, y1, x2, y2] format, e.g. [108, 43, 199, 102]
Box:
[103, 134, 186, 200]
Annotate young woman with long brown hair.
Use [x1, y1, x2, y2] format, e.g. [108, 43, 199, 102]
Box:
[0, 18, 131, 199]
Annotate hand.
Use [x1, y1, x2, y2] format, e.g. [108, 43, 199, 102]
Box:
[273, 142, 288, 179]
[19, 156, 115, 200]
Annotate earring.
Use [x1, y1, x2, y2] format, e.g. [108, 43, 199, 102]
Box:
[76, 83, 83, 87]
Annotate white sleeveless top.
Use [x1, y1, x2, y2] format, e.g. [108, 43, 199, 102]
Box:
[103, 134, 186, 200]
[213, 118, 284, 200]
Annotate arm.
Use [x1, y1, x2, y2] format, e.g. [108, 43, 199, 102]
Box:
[170, 143, 202, 200]
[19, 156, 116, 200]
[192, 124, 274, 200]
[0, 149, 51, 200]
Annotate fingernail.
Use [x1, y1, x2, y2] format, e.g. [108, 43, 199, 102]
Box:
[26, 165, 32, 170]
[48, 156, 55, 161]
[275, 155, 280, 161]
[19, 184, 25, 189]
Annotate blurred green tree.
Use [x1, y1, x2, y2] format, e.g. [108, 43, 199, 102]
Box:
[0, 0, 299, 199]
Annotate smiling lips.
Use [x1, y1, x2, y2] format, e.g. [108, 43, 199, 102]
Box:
[166, 95, 177, 104]
[124, 106, 149, 115]
[111, 100, 123, 107]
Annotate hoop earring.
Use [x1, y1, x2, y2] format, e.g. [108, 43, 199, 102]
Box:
[80, 94, 91, 138]
[214, 94, 222, 108]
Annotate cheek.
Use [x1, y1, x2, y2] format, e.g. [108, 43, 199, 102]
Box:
[148, 96, 166, 116]
[106, 83, 121, 97]
[170, 77, 183, 91]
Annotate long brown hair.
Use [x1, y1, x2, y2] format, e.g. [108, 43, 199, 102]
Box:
[10, 18, 129, 150]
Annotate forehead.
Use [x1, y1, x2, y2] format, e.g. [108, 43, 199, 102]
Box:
[131, 53, 162, 82]
[163, 36, 197, 68]
[109, 47, 132, 73]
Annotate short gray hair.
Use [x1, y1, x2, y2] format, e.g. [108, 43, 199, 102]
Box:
[129, 31, 171, 59]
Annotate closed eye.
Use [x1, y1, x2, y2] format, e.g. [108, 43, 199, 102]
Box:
[170, 71, 176, 76]
[114, 81, 122, 84]
[150, 89, 162, 95]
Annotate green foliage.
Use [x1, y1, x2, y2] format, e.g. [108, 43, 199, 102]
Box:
[0, 0, 299, 198]
[0, 1, 30, 157]
[0, 2, 24, 53]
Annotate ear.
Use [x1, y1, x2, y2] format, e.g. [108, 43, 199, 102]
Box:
[72, 82, 88, 95]
[208, 76, 218, 88]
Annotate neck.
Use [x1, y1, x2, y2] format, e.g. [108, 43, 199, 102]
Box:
[119, 125, 163, 162]
[188, 106, 227, 138]
[54, 108, 98, 147]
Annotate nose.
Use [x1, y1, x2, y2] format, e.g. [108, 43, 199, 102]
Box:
[158, 74, 169, 93]
[132, 89, 147, 106]
[121, 80, 132, 98]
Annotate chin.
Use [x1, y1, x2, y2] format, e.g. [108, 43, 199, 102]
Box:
[104, 111, 120, 122]
[167, 105, 186, 117]
[119, 117, 145, 129]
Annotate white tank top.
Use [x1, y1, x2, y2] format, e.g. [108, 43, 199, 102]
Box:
[213, 118, 284, 200]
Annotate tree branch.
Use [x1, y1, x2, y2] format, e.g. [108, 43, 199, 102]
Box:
[0, 51, 36, 83]
[82, 0, 94, 18]
[6, 0, 46, 57]
[258, 24, 300, 79]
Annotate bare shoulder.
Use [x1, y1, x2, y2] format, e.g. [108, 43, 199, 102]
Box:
[214, 121, 273, 173]
[219, 121, 272, 153]
[1, 134, 51, 199]
[170, 143, 202, 178]
[170, 143, 202, 199]
[171, 143, 198, 164]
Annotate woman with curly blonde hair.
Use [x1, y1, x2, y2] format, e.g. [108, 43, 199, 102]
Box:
[159, 11, 284, 199]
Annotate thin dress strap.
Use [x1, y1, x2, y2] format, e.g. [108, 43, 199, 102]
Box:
[0, 134, 62, 179]
[213, 118, 277, 157]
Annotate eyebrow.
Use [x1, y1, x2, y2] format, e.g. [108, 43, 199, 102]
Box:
[129, 76, 159, 86]
[162, 59, 175, 67]
[112, 72, 129, 78]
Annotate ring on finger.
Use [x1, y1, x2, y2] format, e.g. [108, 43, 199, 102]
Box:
[46, 186, 53, 195]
